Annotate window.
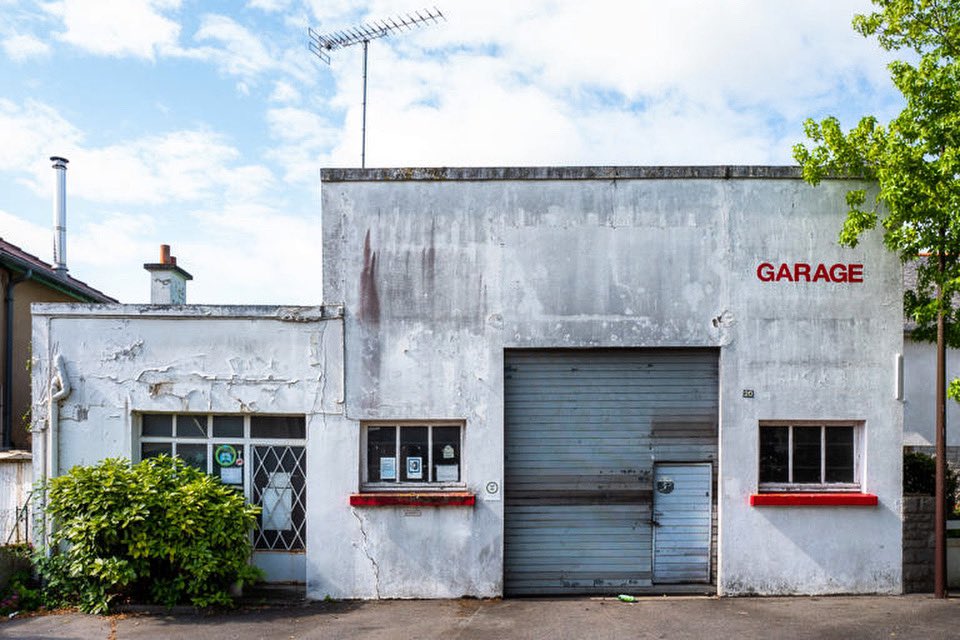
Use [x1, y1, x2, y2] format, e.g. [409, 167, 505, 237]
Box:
[362, 422, 463, 487]
[758, 421, 862, 491]
[138, 414, 306, 551]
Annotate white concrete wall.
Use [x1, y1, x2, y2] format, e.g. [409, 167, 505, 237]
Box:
[30, 304, 345, 582]
[903, 337, 960, 448]
[322, 166, 903, 597]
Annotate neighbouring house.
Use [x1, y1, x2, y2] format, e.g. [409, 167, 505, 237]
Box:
[1, 239, 115, 451]
[35, 166, 912, 597]
[0, 238, 113, 544]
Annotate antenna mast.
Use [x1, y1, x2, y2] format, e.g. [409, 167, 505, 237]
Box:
[309, 7, 445, 168]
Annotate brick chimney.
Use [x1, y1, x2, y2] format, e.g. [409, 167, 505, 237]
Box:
[143, 244, 192, 304]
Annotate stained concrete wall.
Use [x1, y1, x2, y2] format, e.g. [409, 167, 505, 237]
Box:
[30, 303, 345, 582]
[322, 166, 903, 597]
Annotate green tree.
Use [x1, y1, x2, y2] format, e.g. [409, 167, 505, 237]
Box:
[793, 0, 960, 598]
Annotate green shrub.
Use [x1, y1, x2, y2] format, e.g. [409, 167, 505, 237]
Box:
[0, 544, 41, 615]
[903, 451, 958, 513]
[38, 456, 261, 613]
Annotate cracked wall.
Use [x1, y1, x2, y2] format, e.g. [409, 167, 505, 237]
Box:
[31, 304, 346, 583]
[322, 171, 903, 597]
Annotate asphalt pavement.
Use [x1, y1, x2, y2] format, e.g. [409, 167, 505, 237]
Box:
[3, 593, 960, 639]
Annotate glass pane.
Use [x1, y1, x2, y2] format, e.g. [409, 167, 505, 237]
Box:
[432, 426, 461, 483]
[176, 415, 207, 438]
[759, 427, 789, 483]
[213, 442, 245, 487]
[141, 442, 172, 460]
[177, 443, 207, 472]
[825, 426, 854, 483]
[793, 427, 822, 483]
[251, 416, 305, 439]
[400, 427, 429, 482]
[213, 415, 243, 438]
[142, 414, 172, 437]
[367, 426, 396, 482]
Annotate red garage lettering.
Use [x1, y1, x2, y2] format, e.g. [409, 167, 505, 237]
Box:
[756, 262, 864, 283]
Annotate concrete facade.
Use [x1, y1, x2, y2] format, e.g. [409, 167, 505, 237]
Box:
[30, 304, 345, 581]
[31, 166, 906, 599]
[321, 167, 904, 597]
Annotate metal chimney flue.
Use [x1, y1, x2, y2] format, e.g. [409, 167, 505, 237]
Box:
[50, 156, 69, 276]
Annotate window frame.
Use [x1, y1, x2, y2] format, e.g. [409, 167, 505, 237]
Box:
[360, 420, 466, 491]
[758, 420, 864, 493]
[136, 413, 308, 551]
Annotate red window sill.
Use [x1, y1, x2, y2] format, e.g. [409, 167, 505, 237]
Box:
[349, 492, 476, 507]
[749, 492, 878, 507]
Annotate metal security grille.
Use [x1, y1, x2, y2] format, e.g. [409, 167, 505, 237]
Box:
[252, 445, 307, 551]
[138, 414, 307, 554]
[504, 348, 718, 595]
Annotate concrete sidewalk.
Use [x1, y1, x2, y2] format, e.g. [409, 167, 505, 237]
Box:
[3, 594, 960, 640]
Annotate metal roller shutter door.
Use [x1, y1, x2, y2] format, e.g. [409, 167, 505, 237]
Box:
[503, 348, 718, 595]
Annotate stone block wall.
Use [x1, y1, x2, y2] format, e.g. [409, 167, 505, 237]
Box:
[902, 495, 935, 593]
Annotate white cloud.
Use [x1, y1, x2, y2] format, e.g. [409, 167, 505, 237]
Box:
[46, 0, 182, 60]
[266, 106, 340, 182]
[295, 0, 901, 169]
[269, 80, 301, 104]
[174, 204, 322, 304]
[2, 33, 51, 61]
[0, 98, 275, 205]
[0, 209, 49, 254]
[247, 0, 292, 12]
[193, 14, 274, 80]
[0, 99, 83, 172]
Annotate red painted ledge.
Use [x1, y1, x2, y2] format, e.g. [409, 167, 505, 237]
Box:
[750, 492, 878, 507]
[350, 492, 476, 507]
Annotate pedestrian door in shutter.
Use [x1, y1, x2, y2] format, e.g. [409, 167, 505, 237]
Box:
[652, 463, 712, 584]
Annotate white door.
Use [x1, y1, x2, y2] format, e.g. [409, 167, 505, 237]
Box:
[653, 463, 712, 584]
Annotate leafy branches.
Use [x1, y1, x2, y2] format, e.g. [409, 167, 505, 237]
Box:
[793, 0, 960, 341]
[38, 456, 261, 613]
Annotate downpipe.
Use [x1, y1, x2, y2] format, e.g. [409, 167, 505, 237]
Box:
[34, 353, 70, 550]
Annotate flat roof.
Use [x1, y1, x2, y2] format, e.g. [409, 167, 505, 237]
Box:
[320, 165, 817, 182]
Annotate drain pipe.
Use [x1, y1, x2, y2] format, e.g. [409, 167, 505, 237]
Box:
[3, 269, 33, 450]
[34, 353, 70, 549]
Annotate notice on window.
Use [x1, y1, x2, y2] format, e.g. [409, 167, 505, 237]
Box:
[220, 466, 242, 485]
[406, 456, 423, 480]
[435, 464, 459, 482]
[380, 457, 397, 480]
[262, 472, 293, 531]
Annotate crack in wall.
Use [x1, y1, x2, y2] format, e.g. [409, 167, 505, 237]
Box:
[351, 509, 381, 598]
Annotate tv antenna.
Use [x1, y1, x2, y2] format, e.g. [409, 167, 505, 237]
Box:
[309, 7, 445, 168]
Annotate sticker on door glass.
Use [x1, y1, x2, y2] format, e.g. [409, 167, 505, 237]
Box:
[215, 444, 238, 466]
[406, 456, 423, 480]
[656, 478, 675, 494]
[442, 444, 455, 460]
[380, 457, 396, 480]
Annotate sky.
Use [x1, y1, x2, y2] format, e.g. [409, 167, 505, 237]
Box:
[0, 0, 905, 304]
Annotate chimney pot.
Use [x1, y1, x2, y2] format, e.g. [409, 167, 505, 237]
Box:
[160, 244, 170, 264]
